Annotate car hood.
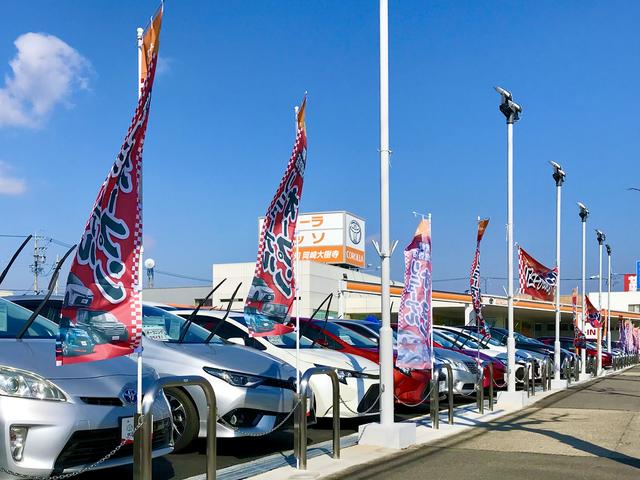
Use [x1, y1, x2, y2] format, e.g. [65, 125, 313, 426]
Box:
[157, 341, 296, 381]
[435, 347, 474, 363]
[282, 348, 379, 374]
[0, 339, 151, 380]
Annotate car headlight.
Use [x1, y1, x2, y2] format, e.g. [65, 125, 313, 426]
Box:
[203, 367, 265, 388]
[0, 366, 66, 402]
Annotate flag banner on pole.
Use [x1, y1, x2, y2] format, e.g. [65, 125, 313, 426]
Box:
[572, 287, 585, 347]
[517, 246, 558, 302]
[57, 6, 162, 366]
[584, 295, 602, 329]
[469, 218, 490, 337]
[244, 97, 307, 337]
[627, 320, 634, 354]
[397, 219, 433, 370]
[618, 317, 626, 353]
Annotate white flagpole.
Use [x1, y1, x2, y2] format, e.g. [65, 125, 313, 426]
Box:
[136, 25, 144, 417]
[294, 105, 301, 395]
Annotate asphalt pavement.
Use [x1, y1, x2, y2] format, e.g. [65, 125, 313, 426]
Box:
[328, 368, 640, 480]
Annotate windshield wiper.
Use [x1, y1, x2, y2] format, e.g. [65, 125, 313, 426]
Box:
[16, 244, 76, 339]
[177, 278, 226, 343]
[0, 235, 32, 287]
[205, 282, 242, 344]
[308, 293, 333, 349]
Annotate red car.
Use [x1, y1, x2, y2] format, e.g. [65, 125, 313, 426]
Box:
[537, 336, 612, 368]
[298, 319, 432, 405]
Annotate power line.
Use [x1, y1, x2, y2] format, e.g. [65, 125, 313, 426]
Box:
[155, 269, 211, 283]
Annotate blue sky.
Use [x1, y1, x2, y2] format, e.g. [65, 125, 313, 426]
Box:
[0, 1, 638, 295]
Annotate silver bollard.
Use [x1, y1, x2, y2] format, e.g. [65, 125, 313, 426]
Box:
[477, 365, 485, 414]
[524, 363, 530, 398]
[530, 361, 536, 396]
[541, 359, 547, 392]
[295, 367, 340, 470]
[136, 376, 217, 480]
[430, 372, 440, 429]
[487, 362, 494, 412]
[443, 364, 454, 425]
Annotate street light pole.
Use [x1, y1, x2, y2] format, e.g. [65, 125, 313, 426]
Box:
[496, 86, 521, 393]
[606, 244, 612, 352]
[550, 162, 565, 382]
[578, 203, 589, 375]
[378, 0, 393, 428]
[596, 229, 606, 374]
[358, 0, 416, 449]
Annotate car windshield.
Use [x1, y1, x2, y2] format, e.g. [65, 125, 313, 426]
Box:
[514, 332, 546, 345]
[0, 298, 58, 339]
[433, 331, 457, 349]
[461, 329, 502, 347]
[264, 331, 317, 349]
[142, 305, 224, 344]
[312, 320, 377, 348]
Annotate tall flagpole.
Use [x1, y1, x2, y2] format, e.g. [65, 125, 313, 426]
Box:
[294, 106, 301, 396]
[136, 25, 144, 417]
[606, 244, 612, 352]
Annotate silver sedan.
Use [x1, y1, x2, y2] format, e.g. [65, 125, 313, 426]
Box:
[0, 297, 172, 479]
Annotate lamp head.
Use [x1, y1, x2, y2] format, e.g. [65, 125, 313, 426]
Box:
[549, 160, 566, 185]
[606, 244, 612, 256]
[577, 202, 589, 221]
[595, 229, 606, 244]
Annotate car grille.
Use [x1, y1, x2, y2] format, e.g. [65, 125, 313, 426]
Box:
[464, 361, 479, 375]
[80, 397, 123, 406]
[357, 384, 380, 413]
[53, 418, 171, 471]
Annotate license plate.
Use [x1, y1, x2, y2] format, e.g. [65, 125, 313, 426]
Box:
[121, 417, 135, 443]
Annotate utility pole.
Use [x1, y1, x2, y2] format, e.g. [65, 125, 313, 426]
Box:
[30, 234, 47, 294]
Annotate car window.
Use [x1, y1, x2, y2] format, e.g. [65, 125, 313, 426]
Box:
[0, 298, 58, 339]
[142, 306, 224, 344]
[313, 321, 377, 348]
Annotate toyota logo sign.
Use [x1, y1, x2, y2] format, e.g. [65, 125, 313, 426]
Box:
[349, 220, 362, 245]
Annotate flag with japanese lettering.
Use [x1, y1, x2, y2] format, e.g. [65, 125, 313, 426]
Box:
[469, 218, 490, 337]
[627, 320, 634, 354]
[56, 5, 162, 365]
[572, 287, 585, 347]
[244, 97, 307, 337]
[585, 295, 602, 329]
[618, 317, 626, 353]
[518, 246, 558, 302]
[397, 219, 433, 370]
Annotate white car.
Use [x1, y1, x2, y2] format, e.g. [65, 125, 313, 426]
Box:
[173, 309, 381, 419]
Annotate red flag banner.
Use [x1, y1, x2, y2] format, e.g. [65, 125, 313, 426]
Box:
[244, 97, 307, 337]
[469, 218, 490, 337]
[56, 7, 162, 366]
[585, 295, 602, 329]
[518, 246, 558, 302]
[397, 219, 433, 370]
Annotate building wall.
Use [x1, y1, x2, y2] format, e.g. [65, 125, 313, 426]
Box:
[142, 286, 212, 306]
[588, 291, 640, 313]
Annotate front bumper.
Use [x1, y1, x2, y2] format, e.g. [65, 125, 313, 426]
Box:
[187, 378, 297, 438]
[0, 395, 172, 479]
[312, 374, 380, 418]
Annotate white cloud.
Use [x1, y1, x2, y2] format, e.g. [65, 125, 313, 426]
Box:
[0, 32, 90, 128]
[0, 162, 26, 195]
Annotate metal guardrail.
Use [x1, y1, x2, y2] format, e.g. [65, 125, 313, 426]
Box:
[135, 376, 217, 480]
[294, 367, 340, 470]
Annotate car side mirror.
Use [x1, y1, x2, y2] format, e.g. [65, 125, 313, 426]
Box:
[227, 337, 245, 346]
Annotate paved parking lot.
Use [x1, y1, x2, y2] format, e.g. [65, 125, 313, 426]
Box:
[330, 368, 640, 480]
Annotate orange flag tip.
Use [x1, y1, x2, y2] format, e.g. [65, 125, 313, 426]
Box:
[297, 95, 307, 131]
[415, 218, 431, 238]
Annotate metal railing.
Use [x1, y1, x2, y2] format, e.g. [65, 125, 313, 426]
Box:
[135, 376, 217, 480]
[294, 367, 340, 470]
